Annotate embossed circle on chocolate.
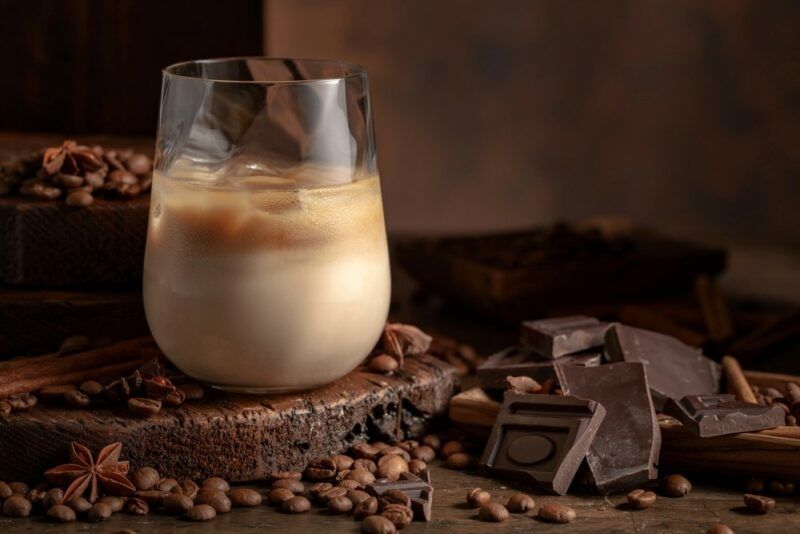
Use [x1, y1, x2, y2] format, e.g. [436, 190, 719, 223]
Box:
[507, 435, 554, 465]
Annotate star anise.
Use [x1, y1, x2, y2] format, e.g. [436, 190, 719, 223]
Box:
[105, 358, 177, 402]
[44, 442, 135, 503]
[42, 140, 105, 177]
[381, 323, 433, 366]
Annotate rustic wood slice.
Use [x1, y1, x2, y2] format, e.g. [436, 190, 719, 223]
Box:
[0, 355, 457, 484]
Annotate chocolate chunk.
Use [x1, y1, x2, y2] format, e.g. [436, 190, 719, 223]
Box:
[664, 394, 785, 437]
[477, 346, 601, 390]
[479, 392, 606, 495]
[520, 316, 610, 358]
[555, 362, 660, 493]
[605, 324, 721, 410]
[366, 471, 433, 521]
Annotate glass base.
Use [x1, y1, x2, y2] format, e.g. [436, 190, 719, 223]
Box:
[208, 383, 315, 395]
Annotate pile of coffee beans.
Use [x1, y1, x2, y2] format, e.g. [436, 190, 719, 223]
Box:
[752, 382, 800, 426]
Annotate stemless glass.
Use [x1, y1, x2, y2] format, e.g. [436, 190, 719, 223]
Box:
[144, 58, 390, 393]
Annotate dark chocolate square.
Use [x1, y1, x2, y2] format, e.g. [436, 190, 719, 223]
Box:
[664, 394, 786, 437]
[476, 346, 601, 390]
[520, 315, 610, 358]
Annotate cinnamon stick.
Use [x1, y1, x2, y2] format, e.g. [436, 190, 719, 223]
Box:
[755, 427, 800, 439]
[722, 355, 758, 404]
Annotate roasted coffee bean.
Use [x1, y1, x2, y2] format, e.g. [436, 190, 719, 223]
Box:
[479, 502, 509, 522]
[627, 489, 657, 510]
[440, 441, 464, 458]
[332, 454, 355, 471]
[421, 434, 441, 451]
[744, 493, 775, 514]
[66, 496, 92, 513]
[661, 474, 692, 497]
[178, 382, 205, 400]
[229, 488, 262, 507]
[351, 443, 381, 461]
[410, 445, 435, 463]
[507, 492, 535, 513]
[64, 389, 91, 407]
[397, 440, 419, 452]
[537, 502, 576, 523]
[786, 415, 797, 426]
[320, 486, 348, 502]
[407, 459, 428, 477]
[362, 515, 397, 534]
[466, 488, 491, 508]
[369, 354, 399, 374]
[746, 478, 766, 494]
[281, 495, 311, 514]
[768, 480, 795, 496]
[269, 470, 302, 482]
[335, 468, 352, 482]
[353, 459, 378, 473]
[0, 480, 13, 499]
[268, 488, 296, 505]
[305, 457, 338, 480]
[65, 190, 93, 208]
[339, 479, 362, 490]
[379, 447, 411, 462]
[164, 388, 186, 406]
[8, 481, 29, 494]
[124, 497, 149, 515]
[99, 495, 126, 512]
[380, 489, 411, 510]
[347, 489, 372, 507]
[109, 169, 138, 185]
[355, 496, 380, 519]
[347, 469, 376, 486]
[445, 452, 475, 470]
[163, 493, 194, 514]
[196, 489, 231, 513]
[376, 455, 408, 482]
[328, 495, 354, 514]
[0, 400, 11, 416]
[157, 478, 179, 492]
[42, 488, 65, 509]
[7, 394, 37, 411]
[272, 479, 304, 493]
[132, 467, 161, 491]
[187, 503, 216, 521]
[3, 495, 32, 517]
[309, 482, 334, 499]
[126, 154, 152, 175]
[87, 502, 112, 522]
[707, 523, 734, 534]
[38, 385, 76, 402]
[382, 503, 413, 529]
[135, 490, 169, 506]
[79, 380, 105, 397]
[179, 479, 199, 499]
[202, 477, 230, 492]
[47, 504, 76, 522]
[128, 397, 161, 416]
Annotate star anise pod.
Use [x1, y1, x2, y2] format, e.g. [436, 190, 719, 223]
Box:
[44, 442, 135, 503]
[381, 323, 433, 366]
[42, 140, 105, 177]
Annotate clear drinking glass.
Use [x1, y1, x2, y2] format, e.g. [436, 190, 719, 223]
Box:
[144, 58, 390, 393]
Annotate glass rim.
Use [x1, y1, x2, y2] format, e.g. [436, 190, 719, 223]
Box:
[162, 56, 368, 85]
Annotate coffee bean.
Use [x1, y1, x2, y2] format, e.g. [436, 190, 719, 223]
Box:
[164, 388, 186, 406]
[744, 493, 775, 514]
[187, 503, 216, 521]
[3, 495, 32, 517]
[382, 503, 413, 528]
[347, 489, 372, 506]
[332, 454, 355, 471]
[369, 354, 399, 374]
[99, 495, 126, 512]
[87, 502, 112, 522]
[379, 447, 411, 462]
[347, 469, 376, 486]
[268, 488, 296, 505]
[178, 382, 205, 400]
[229, 488, 262, 507]
[353, 459, 378, 473]
[66, 496, 92, 513]
[375, 455, 408, 481]
[64, 389, 91, 407]
[339, 479, 362, 490]
[26, 483, 49, 504]
[79, 380, 105, 397]
[281, 495, 311, 514]
[38, 385, 77, 402]
[351, 443, 382, 461]
[128, 397, 161, 416]
[320, 486, 348, 502]
[154, 478, 177, 493]
[269, 471, 302, 483]
[132, 467, 161, 491]
[202, 477, 230, 492]
[8, 481, 29, 495]
[124, 497, 149, 515]
[355, 496, 379, 519]
[47, 504, 76, 522]
[768, 480, 795, 496]
[537, 502, 576, 523]
[0, 481, 12, 499]
[445, 452, 475, 470]
[0, 400, 11, 416]
[786, 415, 797, 426]
[305, 457, 338, 480]
[109, 169, 138, 185]
[661, 474, 692, 497]
[135, 489, 169, 507]
[397, 440, 419, 452]
[164, 493, 194, 514]
[309, 482, 334, 499]
[466, 488, 491, 508]
[380, 489, 411, 510]
[507, 492, 535, 513]
[41, 487, 64, 510]
[7, 394, 37, 411]
[126, 154, 152, 175]
[179, 479, 199, 499]
[407, 459, 428, 477]
[65, 190, 93, 208]
[440, 441, 465, 458]
[707, 523, 734, 534]
[746, 478, 766, 494]
[362, 514, 397, 534]
[328, 495, 354, 514]
[272, 479, 304, 493]
[195, 489, 231, 513]
[627, 489, 657, 510]
[422, 434, 441, 451]
[335, 468, 352, 482]
[410, 446, 435, 463]
[479, 502, 509, 522]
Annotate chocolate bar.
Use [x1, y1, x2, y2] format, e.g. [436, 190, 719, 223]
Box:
[366, 471, 433, 521]
[479, 392, 606, 495]
[664, 394, 785, 437]
[605, 324, 721, 411]
[476, 346, 601, 390]
[555, 362, 660, 493]
[520, 316, 610, 358]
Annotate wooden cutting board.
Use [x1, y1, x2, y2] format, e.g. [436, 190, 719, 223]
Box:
[0, 355, 458, 484]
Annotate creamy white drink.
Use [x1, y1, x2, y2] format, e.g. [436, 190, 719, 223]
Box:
[143, 170, 391, 392]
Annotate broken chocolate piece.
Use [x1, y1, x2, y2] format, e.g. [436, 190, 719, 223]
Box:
[477, 346, 601, 390]
[664, 394, 785, 437]
[520, 316, 610, 358]
[555, 362, 660, 493]
[479, 392, 606, 495]
[366, 471, 433, 521]
[605, 324, 721, 411]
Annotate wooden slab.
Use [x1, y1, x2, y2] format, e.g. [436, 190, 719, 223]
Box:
[0, 356, 458, 484]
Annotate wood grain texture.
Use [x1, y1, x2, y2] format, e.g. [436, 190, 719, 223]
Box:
[0, 356, 458, 484]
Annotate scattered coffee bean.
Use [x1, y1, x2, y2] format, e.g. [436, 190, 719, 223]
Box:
[347, 470, 376, 486]
[0, 400, 11, 416]
[376, 455, 409, 481]
[124, 497, 149, 515]
[506, 492, 535, 513]
[64, 389, 91, 407]
[380, 489, 411, 509]
[538, 502, 577, 523]
[187, 504, 217, 521]
[397, 440, 419, 452]
[707, 523, 734, 534]
[328, 495, 354, 514]
[309, 482, 334, 499]
[440, 441, 465, 458]
[282, 495, 312, 514]
[627, 489, 657, 510]
[128, 397, 161, 416]
[164, 493, 194, 514]
[196, 489, 231, 513]
[335, 469, 352, 482]
[47, 504, 76, 522]
[362, 514, 397, 534]
[768, 480, 795, 496]
[320, 486, 348, 502]
[132, 467, 160, 491]
[352, 443, 382, 461]
[410, 445, 436, 463]
[305, 457, 338, 480]
[229, 488, 262, 507]
[79, 380, 105, 397]
[177, 382, 205, 400]
[355, 496, 379, 519]
[369, 354, 399, 374]
[479, 502, 509, 522]
[8, 481, 29, 495]
[744, 493, 775, 514]
[661, 474, 692, 498]
[7, 394, 36, 411]
[746, 478, 766, 494]
[347, 489, 372, 507]
[339, 479, 362, 490]
[353, 459, 377, 473]
[272, 479, 304, 493]
[65, 189, 94, 207]
[87, 502, 112, 522]
[66, 496, 92, 513]
[332, 454, 355, 471]
[269, 488, 296, 505]
[269, 471, 303, 483]
[407, 459, 428, 477]
[3, 495, 32, 517]
[42, 487, 64, 510]
[445, 452, 475, 470]
[157, 478, 179, 492]
[99, 495, 126, 513]
[202, 477, 230, 492]
[126, 153, 152, 175]
[466, 488, 491, 508]
[0, 481, 12, 499]
[380, 447, 411, 462]
[179, 479, 199, 499]
[382, 503, 413, 529]
[422, 434, 441, 451]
